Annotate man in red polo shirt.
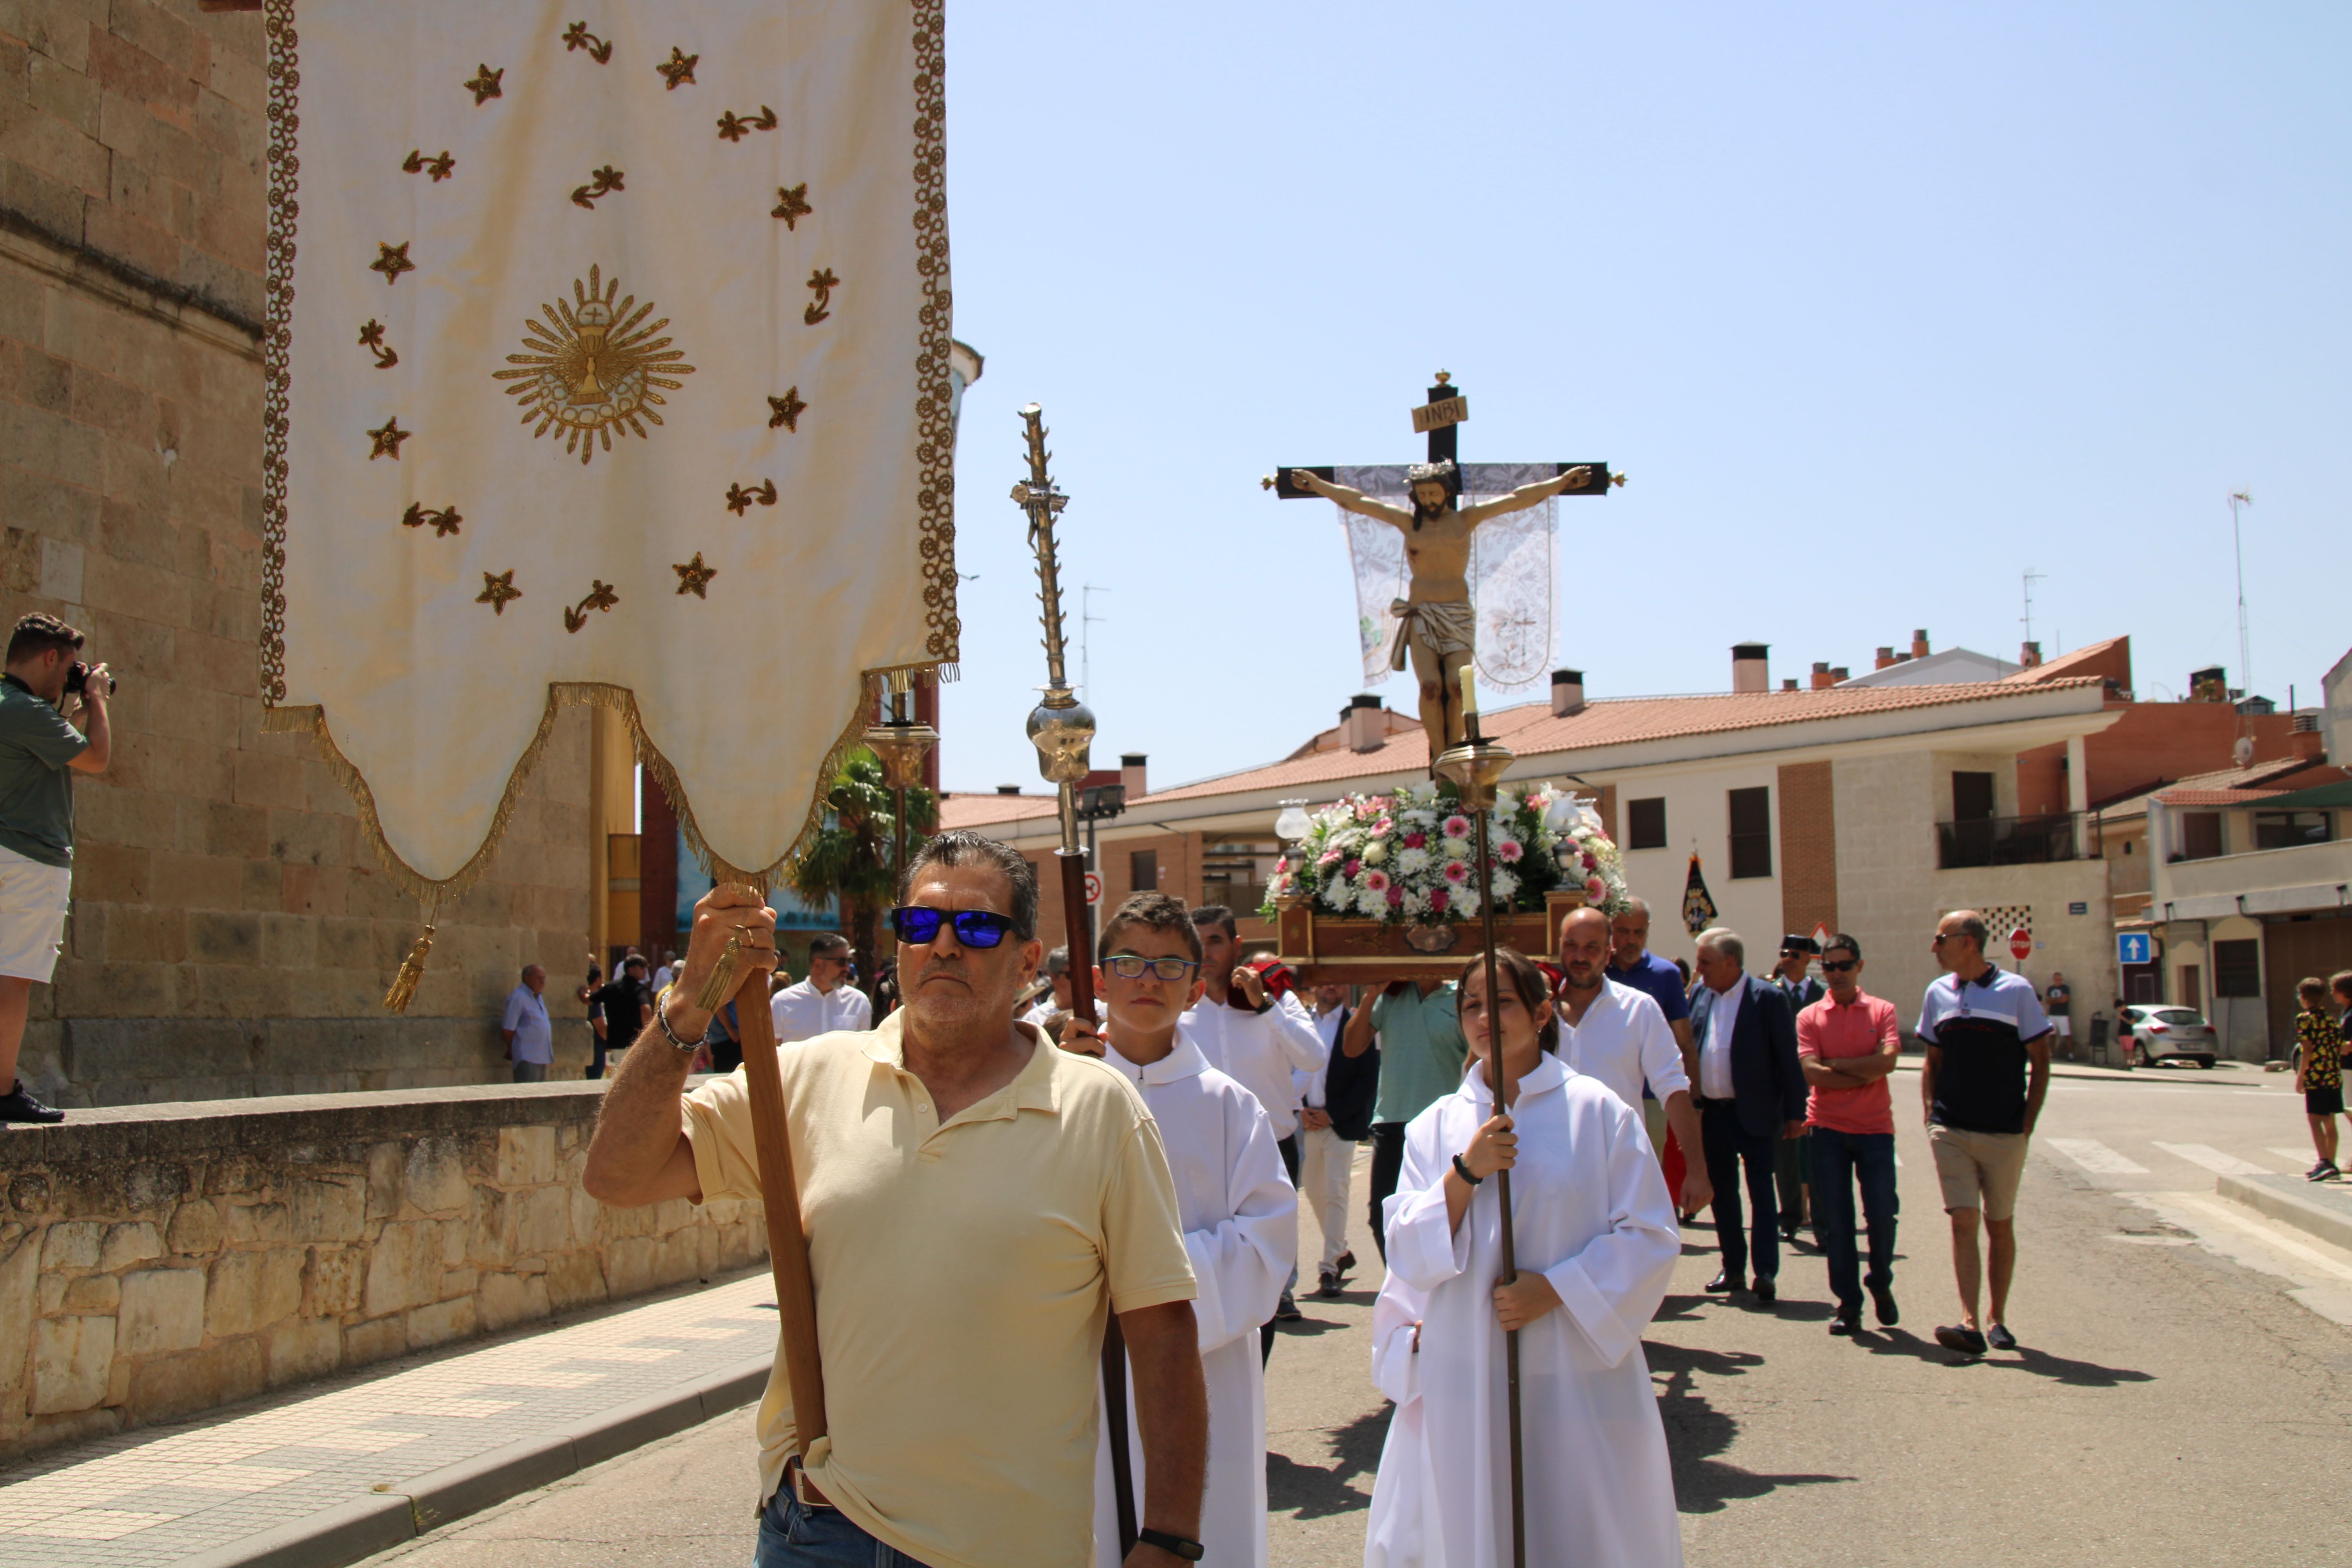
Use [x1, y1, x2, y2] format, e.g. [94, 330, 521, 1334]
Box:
[1796, 932, 1902, 1336]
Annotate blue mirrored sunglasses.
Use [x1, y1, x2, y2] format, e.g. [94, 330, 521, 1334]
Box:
[889, 906, 1017, 949]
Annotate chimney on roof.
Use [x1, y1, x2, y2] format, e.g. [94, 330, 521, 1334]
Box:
[1345, 694, 1386, 753]
[1731, 643, 1769, 694]
[1911, 629, 1931, 659]
[1120, 753, 1147, 800]
[1781, 678, 1798, 692]
[1809, 661, 1836, 691]
[1550, 669, 1586, 717]
[2020, 641, 2042, 668]
[2189, 665, 2227, 702]
[1830, 665, 1850, 682]
[1875, 646, 1897, 670]
[996, 784, 1022, 796]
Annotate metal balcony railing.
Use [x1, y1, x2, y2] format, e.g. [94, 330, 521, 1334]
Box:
[1936, 811, 2098, 870]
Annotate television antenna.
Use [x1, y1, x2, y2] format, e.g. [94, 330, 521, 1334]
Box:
[2020, 568, 2044, 649]
[2228, 490, 2252, 697]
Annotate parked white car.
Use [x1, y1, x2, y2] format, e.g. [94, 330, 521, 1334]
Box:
[2116, 1005, 2219, 1069]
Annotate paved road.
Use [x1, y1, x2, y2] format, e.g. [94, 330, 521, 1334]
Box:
[363, 1060, 2351, 1566]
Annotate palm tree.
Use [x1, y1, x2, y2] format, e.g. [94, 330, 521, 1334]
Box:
[784, 749, 937, 995]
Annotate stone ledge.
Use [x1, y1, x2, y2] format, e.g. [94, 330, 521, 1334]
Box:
[2, 1080, 622, 1166]
[2216, 1172, 2352, 1254]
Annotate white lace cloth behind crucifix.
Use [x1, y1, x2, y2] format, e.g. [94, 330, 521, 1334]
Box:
[1328, 464, 1557, 694]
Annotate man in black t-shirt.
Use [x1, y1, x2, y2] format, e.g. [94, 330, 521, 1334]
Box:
[588, 955, 653, 1080]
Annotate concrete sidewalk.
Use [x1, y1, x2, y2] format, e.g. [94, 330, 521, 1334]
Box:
[0, 1270, 777, 1568]
[2218, 1171, 2352, 1254]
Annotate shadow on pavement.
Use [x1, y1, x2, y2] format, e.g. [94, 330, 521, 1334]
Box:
[1853, 1328, 2153, 1384]
[1268, 1403, 1389, 1519]
[1646, 1339, 1851, 1514]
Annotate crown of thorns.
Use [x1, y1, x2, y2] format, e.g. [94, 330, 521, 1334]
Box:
[1405, 459, 1459, 495]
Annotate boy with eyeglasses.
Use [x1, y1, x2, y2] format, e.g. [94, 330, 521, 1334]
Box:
[1795, 934, 1903, 1336]
[1064, 892, 1295, 1568]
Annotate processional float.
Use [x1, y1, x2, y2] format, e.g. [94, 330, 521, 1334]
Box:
[1269, 376, 1628, 1568]
[254, 0, 962, 1478]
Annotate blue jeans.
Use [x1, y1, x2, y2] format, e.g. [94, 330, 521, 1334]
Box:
[755, 1488, 934, 1567]
[1809, 1126, 1898, 1313]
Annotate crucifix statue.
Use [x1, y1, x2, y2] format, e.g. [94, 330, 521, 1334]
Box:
[1270, 372, 1621, 760]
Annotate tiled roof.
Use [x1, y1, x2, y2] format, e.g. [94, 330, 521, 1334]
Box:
[944, 678, 2105, 828]
[2095, 755, 2337, 817]
[2152, 788, 2288, 806]
[2000, 635, 2128, 685]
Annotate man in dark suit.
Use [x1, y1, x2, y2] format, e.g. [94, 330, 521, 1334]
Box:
[1691, 928, 1809, 1301]
[1305, 983, 1379, 1296]
[1772, 936, 1827, 1246]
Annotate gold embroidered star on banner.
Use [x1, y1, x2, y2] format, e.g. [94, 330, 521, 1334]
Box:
[401, 503, 461, 537]
[370, 242, 416, 285]
[767, 388, 806, 431]
[477, 570, 522, 615]
[367, 416, 410, 460]
[673, 554, 717, 598]
[771, 183, 812, 229]
[657, 47, 698, 89]
[465, 64, 504, 103]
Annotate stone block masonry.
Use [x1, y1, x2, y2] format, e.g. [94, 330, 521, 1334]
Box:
[0, 1, 601, 1103]
[0, 1081, 765, 1464]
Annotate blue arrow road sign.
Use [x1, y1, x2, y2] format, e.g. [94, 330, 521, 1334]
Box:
[2117, 932, 2152, 965]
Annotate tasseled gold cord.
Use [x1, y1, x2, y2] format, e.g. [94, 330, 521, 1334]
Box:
[383, 924, 436, 1014]
[696, 926, 748, 1013]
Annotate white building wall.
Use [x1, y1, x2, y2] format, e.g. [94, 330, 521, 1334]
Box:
[1609, 762, 1784, 975]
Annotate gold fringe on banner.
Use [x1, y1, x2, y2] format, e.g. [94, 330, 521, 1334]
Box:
[258, 663, 925, 1006]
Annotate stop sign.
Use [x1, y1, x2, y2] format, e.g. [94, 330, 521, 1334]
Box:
[2009, 928, 2032, 961]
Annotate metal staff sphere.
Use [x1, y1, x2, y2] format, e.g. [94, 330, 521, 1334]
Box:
[1434, 723, 1529, 1568]
[1012, 401, 1138, 1559]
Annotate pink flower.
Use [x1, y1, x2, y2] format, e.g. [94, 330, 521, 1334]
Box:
[1442, 815, 1472, 839]
[1442, 860, 1471, 884]
[1584, 875, 1606, 901]
[1386, 884, 1405, 906]
[1581, 851, 1599, 872]
[1371, 817, 1394, 837]
[1428, 888, 1450, 912]
[1275, 857, 1290, 874]
[1495, 838, 1524, 863]
[1363, 869, 1390, 893]
[1343, 860, 1362, 878]
[1319, 849, 1341, 867]
[1403, 831, 1428, 849]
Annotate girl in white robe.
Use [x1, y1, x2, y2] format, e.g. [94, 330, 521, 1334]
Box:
[1365, 947, 1684, 1568]
[1064, 895, 1298, 1568]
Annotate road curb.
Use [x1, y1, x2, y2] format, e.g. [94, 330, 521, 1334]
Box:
[173, 1349, 772, 1568]
[2217, 1172, 2352, 1253]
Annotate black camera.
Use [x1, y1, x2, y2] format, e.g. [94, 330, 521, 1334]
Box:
[63, 661, 115, 697]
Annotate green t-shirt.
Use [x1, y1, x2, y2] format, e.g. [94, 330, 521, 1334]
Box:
[1371, 981, 1467, 1125]
[0, 675, 87, 867]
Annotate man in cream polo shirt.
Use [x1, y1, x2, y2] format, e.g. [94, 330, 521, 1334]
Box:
[585, 831, 1208, 1568]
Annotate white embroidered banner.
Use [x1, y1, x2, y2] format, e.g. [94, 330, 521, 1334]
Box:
[262, 0, 954, 886]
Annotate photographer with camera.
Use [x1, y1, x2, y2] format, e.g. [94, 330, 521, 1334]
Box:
[0, 614, 111, 1123]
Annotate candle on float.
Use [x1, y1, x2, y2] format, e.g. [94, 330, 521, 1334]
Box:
[1459, 670, 1479, 717]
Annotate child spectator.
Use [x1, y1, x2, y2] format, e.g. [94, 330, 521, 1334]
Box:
[2294, 977, 2342, 1181]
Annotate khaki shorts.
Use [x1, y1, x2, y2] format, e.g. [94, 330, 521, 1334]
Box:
[0, 846, 71, 983]
[1928, 1124, 2029, 1221]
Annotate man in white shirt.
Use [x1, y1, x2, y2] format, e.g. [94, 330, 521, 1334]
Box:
[1297, 983, 1361, 1298]
[768, 931, 872, 1044]
[501, 965, 553, 1083]
[1554, 907, 1711, 1217]
[1180, 905, 1326, 1338]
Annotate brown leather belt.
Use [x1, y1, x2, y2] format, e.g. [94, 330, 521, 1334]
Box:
[787, 1457, 833, 1511]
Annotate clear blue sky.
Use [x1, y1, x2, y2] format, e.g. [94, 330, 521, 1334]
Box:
[934, 2, 2350, 796]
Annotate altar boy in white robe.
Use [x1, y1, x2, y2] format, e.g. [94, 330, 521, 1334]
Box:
[1063, 892, 1296, 1568]
[1366, 947, 1684, 1568]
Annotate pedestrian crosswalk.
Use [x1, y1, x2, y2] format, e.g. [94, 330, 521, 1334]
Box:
[2043, 1135, 2321, 1183]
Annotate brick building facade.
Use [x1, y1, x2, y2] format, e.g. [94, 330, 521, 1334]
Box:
[2, 1, 595, 1104]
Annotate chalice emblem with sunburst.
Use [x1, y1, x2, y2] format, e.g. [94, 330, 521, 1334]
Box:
[494, 265, 696, 464]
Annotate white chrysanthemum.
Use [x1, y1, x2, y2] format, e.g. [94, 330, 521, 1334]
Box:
[1490, 869, 1521, 902]
[1441, 836, 1471, 862]
[1397, 846, 1432, 875]
[1356, 887, 1388, 918]
[1320, 880, 1350, 910]
[1402, 889, 1429, 917]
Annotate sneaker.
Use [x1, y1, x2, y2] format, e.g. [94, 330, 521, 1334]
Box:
[0, 1080, 63, 1124]
[1869, 1283, 1900, 1327]
[2307, 1161, 2335, 1181]
[1273, 1290, 1303, 1322]
[1935, 1323, 1989, 1356]
[2313, 1165, 2343, 1183]
[1986, 1323, 2018, 1351]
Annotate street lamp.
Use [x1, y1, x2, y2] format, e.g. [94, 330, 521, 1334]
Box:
[1076, 781, 1125, 871]
[1274, 799, 1313, 843]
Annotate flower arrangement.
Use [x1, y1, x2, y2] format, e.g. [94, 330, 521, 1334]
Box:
[1261, 783, 1629, 925]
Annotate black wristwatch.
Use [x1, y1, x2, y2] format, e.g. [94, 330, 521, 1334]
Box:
[1452, 1152, 1485, 1186]
[1138, 1528, 1205, 1562]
